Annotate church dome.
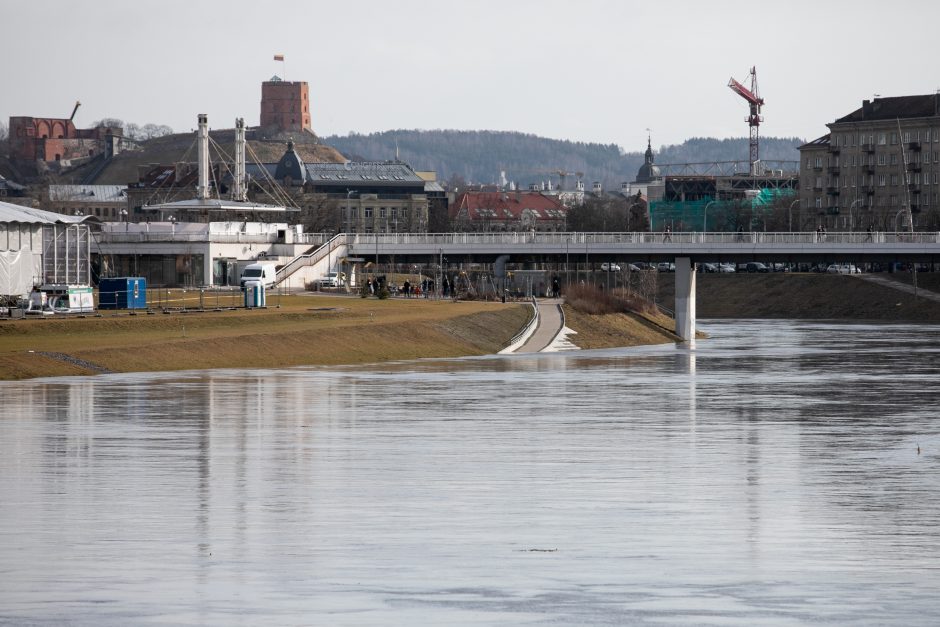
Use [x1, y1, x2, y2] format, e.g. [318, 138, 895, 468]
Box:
[274, 139, 307, 185]
[635, 138, 661, 184]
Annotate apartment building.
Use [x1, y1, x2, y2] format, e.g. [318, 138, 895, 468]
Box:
[799, 94, 940, 230]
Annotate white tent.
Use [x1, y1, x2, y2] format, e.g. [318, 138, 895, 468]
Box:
[0, 201, 92, 296]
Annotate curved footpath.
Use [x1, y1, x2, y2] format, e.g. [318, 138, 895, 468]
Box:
[514, 298, 578, 353]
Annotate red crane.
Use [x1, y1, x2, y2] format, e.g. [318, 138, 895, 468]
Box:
[728, 67, 764, 176]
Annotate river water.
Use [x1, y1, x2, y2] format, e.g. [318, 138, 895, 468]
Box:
[1, 320, 939, 625]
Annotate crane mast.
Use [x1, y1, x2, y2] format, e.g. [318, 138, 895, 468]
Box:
[728, 66, 764, 176]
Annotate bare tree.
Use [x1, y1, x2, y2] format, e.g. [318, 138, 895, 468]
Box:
[0, 120, 8, 142]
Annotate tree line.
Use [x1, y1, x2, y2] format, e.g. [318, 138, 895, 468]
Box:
[322, 129, 805, 189]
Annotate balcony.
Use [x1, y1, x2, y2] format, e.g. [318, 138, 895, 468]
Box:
[908, 141, 922, 151]
[827, 165, 840, 173]
[861, 186, 875, 195]
[860, 143, 875, 153]
[828, 144, 841, 154]
[826, 186, 840, 195]
[863, 165, 875, 175]
[825, 207, 840, 215]
[906, 161, 922, 172]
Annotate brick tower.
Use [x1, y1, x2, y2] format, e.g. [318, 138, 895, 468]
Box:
[260, 76, 311, 133]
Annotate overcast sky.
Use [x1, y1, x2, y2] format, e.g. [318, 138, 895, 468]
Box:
[4, 0, 938, 151]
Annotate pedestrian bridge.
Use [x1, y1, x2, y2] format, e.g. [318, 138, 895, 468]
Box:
[283, 231, 940, 342]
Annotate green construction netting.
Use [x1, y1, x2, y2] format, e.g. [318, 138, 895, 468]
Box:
[649, 189, 796, 231]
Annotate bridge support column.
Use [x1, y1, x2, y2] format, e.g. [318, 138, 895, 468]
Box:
[674, 257, 696, 342]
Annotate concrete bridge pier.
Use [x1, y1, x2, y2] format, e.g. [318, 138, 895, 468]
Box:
[674, 257, 696, 342]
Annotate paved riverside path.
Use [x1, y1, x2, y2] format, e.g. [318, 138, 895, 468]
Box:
[515, 298, 565, 353]
[856, 274, 940, 303]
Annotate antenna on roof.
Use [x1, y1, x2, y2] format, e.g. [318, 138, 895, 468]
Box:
[395, 140, 399, 162]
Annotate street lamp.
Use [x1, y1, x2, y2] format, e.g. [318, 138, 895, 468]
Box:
[702, 200, 716, 232]
[848, 198, 862, 231]
[788, 199, 800, 232]
[120, 208, 128, 232]
[894, 208, 906, 233]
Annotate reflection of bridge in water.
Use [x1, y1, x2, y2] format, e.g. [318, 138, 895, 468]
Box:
[284, 231, 940, 341]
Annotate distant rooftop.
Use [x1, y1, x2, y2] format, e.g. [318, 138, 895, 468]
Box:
[834, 94, 940, 124]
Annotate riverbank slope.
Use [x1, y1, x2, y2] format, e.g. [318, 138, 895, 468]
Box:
[0, 296, 530, 380]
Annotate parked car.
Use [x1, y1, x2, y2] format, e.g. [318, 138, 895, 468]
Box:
[746, 262, 770, 273]
[718, 263, 736, 273]
[630, 262, 654, 271]
[627, 263, 643, 272]
[600, 262, 621, 272]
[657, 262, 675, 272]
[771, 263, 789, 272]
[320, 272, 345, 287]
[826, 264, 862, 274]
[700, 262, 719, 273]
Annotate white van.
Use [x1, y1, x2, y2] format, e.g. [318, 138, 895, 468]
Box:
[239, 262, 278, 288]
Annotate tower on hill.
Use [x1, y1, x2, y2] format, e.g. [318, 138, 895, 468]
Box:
[260, 76, 311, 133]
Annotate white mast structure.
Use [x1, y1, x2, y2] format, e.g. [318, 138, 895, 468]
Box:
[233, 117, 247, 202]
[196, 113, 210, 201]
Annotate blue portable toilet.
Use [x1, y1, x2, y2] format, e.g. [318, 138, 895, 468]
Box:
[98, 277, 147, 309]
[243, 280, 266, 308]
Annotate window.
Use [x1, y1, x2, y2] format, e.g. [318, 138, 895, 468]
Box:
[852, 176, 857, 187]
[890, 195, 898, 206]
[878, 133, 887, 145]
[890, 132, 898, 145]
[814, 156, 822, 168]
[890, 174, 898, 186]
[890, 154, 897, 165]
[390, 208, 398, 218]
[879, 175, 887, 186]
[815, 197, 822, 209]
[349, 207, 358, 218]
[364, 207, 373, 218]
[877, 154, 886, 166]
[379, 207, 387, 218]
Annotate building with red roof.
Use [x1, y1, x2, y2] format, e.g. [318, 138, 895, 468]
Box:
[450, 191, 567, 231]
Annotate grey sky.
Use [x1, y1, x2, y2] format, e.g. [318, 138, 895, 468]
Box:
[3, 0, 937, 151]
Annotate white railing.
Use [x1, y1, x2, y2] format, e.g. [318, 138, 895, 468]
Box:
[96, 232, 281, 244]
[275, 234, 344, 284]
[346, 231, 940, 247]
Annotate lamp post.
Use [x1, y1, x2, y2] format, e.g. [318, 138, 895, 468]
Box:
[788, 199, 800, 232]
[848, 198, 861, 232]
[702, 200, 715, 232]
[120, 208, 128, 232]
[565, 237, 570, 287]
[894, 208, 906, 233]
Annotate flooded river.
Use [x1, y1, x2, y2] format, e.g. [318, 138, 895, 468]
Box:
[2, 320, 939, 625]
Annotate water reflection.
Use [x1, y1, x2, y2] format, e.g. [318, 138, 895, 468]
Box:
[1, 320, 939, 625]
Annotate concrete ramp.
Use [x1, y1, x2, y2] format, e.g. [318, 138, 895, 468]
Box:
[515, 298, 568, 353]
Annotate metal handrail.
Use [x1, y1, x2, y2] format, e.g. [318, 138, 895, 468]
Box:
[501, 296, 539, 351]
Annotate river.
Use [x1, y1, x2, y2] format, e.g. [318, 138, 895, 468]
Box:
[1, 320, 939, 625]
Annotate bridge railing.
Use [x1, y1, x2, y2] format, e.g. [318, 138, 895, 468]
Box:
[346, 231, 940, 247]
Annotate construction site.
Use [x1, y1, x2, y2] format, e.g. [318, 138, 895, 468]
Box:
[648, 67, 800, 231]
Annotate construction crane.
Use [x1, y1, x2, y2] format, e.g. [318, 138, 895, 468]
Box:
[69, 100, 81, 122]
[727, 67, 764, 176]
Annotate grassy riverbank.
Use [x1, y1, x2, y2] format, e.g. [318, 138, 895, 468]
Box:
[0, 295, 531, 380]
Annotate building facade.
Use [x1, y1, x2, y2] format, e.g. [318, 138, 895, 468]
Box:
[8, 116, 122, 174]
[260, 77, 311, 133]
[799, 94, 940, 230]
[450, 191, 567, 231]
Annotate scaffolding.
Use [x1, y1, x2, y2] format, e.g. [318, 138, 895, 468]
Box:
[650, 188, 796, 232]
[42, 223, 91, 286]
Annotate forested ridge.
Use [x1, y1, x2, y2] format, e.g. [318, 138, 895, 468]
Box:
[323, 130, 805, 187]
